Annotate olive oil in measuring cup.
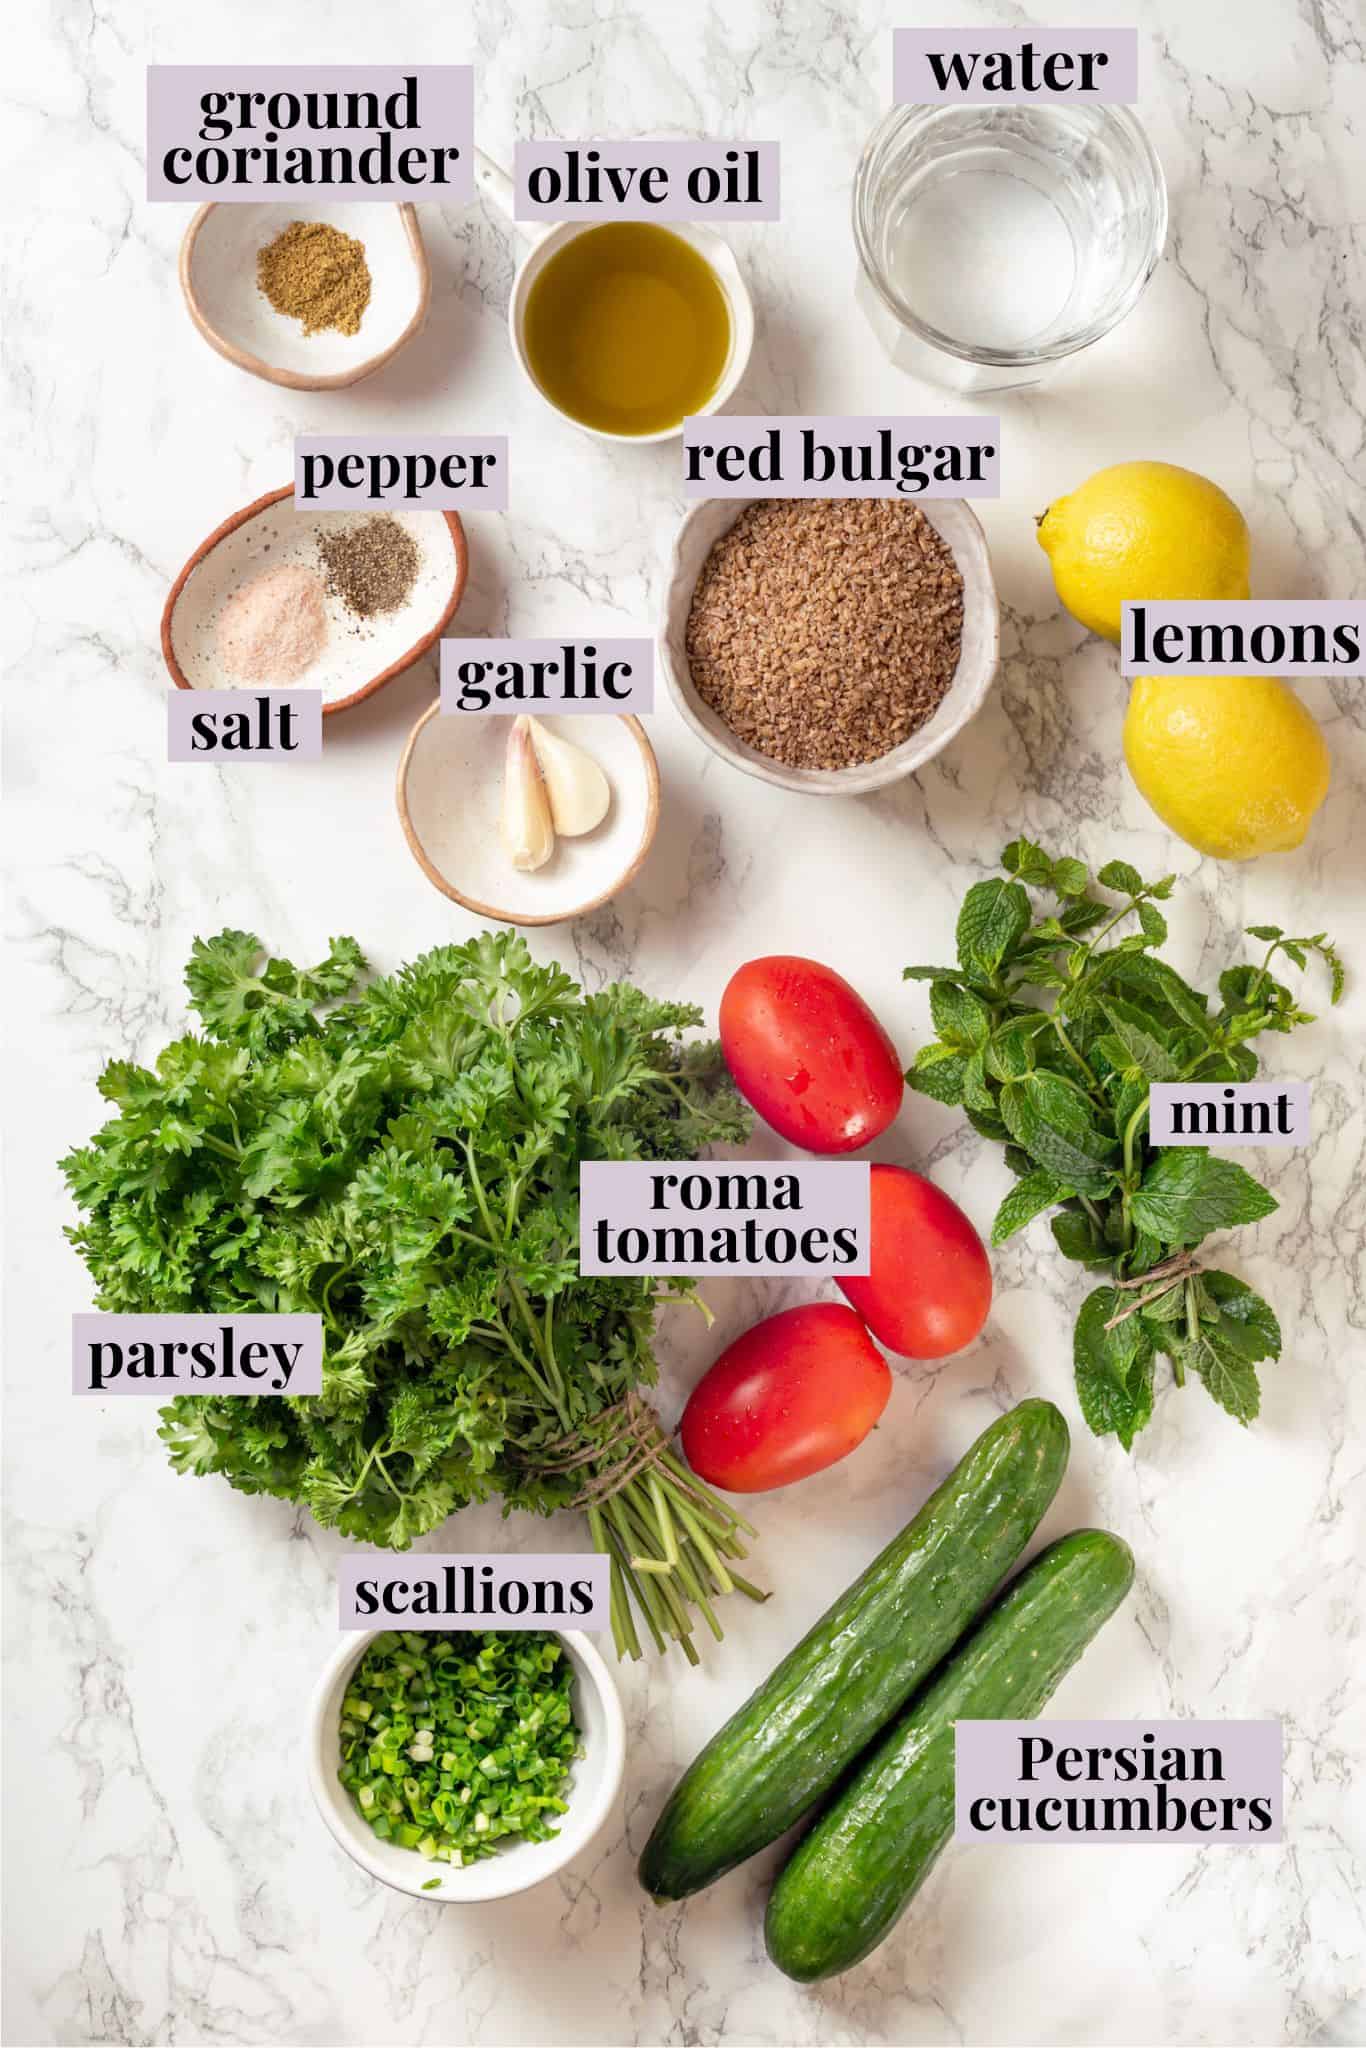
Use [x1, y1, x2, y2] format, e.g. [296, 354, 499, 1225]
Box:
[522, 222, 733, 438]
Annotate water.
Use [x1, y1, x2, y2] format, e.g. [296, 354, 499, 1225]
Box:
[889, 164, 1078, 352]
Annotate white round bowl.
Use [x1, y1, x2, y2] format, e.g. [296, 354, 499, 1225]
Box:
[396, 704, 660, 927]
[306, 1627, 625, 1903]
[658, 496, 1001, 795]
[180, 202, 430, 390]
[507, 220, 755, 446]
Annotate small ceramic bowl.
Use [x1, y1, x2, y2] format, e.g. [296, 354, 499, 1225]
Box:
[658, 497, 1001, 795]
[180, 202, 430, 389]
[162, 486, 467, 716]
[397, 704, 660, 926]
[307, 1627, 625, 1904]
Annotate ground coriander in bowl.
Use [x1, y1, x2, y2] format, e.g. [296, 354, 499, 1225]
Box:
[684, 498, 965, 771]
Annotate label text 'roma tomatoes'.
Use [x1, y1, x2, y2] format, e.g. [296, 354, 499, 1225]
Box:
[837, 1163, 991, 1360]
[680, 1302, 892, 1494]
[719, 957, 904, 1154]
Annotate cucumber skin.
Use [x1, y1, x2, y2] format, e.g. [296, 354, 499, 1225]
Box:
[638, 1399, 1070, 1901]
[764, 1528, 1135, 1983]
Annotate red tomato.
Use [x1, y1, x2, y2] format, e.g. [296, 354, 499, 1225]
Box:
[680, 1303, 892, 1494]
[719, 956, 903, 1154]
[838, 1163, 992, 1360]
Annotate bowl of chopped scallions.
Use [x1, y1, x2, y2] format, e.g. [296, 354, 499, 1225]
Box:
[307, 1627, 624, 1902]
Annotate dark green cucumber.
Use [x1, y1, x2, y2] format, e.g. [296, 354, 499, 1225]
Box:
[638, 1398, 1070, 1901]
[765, 1528, 1135, 1982]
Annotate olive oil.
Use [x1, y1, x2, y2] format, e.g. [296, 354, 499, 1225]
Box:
[523, 223, 732, 437]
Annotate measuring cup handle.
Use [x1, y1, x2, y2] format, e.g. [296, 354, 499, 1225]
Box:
[474, 147, 551, 247]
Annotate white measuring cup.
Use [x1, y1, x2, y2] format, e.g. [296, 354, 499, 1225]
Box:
[474, 149, 755, 445]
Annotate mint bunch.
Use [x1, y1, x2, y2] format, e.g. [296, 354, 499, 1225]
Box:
[905, 842, 1342, 1447]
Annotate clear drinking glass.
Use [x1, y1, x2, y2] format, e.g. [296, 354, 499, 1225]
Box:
[853, 103, 1167, 393]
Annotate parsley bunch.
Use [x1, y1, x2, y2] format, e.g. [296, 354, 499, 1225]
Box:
[61, 930, 759, 1661]
[905, 842, 1342, 1447]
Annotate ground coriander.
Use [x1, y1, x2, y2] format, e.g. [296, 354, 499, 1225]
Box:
[257, 220, 372, 338]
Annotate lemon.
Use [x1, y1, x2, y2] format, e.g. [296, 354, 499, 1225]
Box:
[1038, 462, 1250, 642]
[1124, 676, 1330, 859]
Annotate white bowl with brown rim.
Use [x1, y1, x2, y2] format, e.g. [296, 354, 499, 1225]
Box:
[658, 497, 1000, 795]
[162, 486, 467, 716]
[397, 704, 660, 927]
[180, 202, 430, 390]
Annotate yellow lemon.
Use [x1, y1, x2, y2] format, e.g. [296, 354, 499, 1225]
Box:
[1124, 676, 1330, 859]
[1038, 462, 1250, 642]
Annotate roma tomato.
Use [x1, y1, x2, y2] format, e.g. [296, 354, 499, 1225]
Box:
[837, 1163, 991, 1360]
[719, 956, 903, 1154]
[680, 1303, 892, 1494]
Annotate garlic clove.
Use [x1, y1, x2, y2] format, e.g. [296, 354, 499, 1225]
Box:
[500, 715, 556, 871]
[526, 716, 612, 837]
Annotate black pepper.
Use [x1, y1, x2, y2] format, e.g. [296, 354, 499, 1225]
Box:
[316, 517, 421, 618]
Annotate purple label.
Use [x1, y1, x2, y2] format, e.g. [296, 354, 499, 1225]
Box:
[579, 1162, 870, 1277]
[956, 1720, 1282, 1844]
[514, 140, 780, 221]
[1148, 1083, 1311, 1147]
[895, 30, 1139, 104]
[338, 1554, 611, 1631]
[72, 1315, 323, 1395]
[295, 437, 507, 511]
[440, 638, 653, 714]
[168, 690, 322, 761]
[146, 65, 474, 201]
[1121, 601, 1366, 675]
[683, 416, 1000, 498]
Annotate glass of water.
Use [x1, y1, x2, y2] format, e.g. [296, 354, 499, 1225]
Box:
[853, 102, 1167, 393]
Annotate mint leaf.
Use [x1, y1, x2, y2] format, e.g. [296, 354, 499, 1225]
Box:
[961, 1050, 998, 1116]
[1097, 859, 1144, 897]
[1137, 902, 1168, 946]
[1060, 897, 1108, 934]
[1169, 1322, 1262, 1424]
[985, 1014, 1044, 1081]
[999, 1072, 1119, 1196]
[956, 879, 1031, 983]
[1130, 1150, 1278, 1248]
[991, 1167, 1069, 1246]
[929, 980, 992, 1049]
[905, 1044, 968, 1105]
[1001, 836, 1056, 886]
[1051, 1209, 1111, 1266]
[1196, 1272, 1281, 1360]
[1074, 1287, 1155, 1449]
[1051, 857, 1090, 898]
[1100, 1003, 1180, 1080]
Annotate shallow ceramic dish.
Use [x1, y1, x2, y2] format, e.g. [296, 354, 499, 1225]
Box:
[397, 704, 659, 926]
[162, 486, 467, 716]
[180, 202, 429, 389]
[659, 496, 1001, 795]
[307, 1628, 625, 1905]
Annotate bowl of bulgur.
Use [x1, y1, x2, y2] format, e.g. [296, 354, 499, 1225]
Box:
[659, 495, 999, 795]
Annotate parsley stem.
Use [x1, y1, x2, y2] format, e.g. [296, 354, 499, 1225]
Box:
[200, 1132, 243, 1162]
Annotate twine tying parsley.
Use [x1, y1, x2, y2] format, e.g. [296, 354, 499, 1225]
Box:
[516, 1390, 765, 1664]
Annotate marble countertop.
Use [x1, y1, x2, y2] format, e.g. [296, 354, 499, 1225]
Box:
[7, 1, 1365, 2044]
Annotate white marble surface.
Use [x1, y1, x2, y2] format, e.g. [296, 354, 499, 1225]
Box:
[6, 1, 1366, 2044]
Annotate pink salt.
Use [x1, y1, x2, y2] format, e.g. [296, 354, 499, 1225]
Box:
[217, 563, 328, 684]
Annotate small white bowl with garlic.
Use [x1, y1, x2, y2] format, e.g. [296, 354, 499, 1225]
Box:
[396, 706, 660, 927]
